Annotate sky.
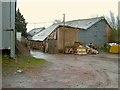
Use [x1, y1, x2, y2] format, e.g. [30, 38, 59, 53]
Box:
[17, 0, 119, 32]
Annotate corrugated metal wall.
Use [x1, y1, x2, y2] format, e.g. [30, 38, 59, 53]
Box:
[2, 2, 11, 49]
[79, 20, 107, 47]
[1, 1, 16, 57]
[0, 1, 2, 49]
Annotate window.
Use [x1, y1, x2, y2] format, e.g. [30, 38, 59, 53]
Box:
[48, 31, 57, 40]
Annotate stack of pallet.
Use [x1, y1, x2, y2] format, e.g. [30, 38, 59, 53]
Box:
[76, 45, 87, 55]
[64, 42, 99, 55]
[65, 47, 74, 54]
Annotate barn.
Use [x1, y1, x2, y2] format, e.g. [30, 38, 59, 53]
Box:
[65, 17, 112, 47]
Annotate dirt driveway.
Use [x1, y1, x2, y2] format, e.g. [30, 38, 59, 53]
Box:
[3, 51, 118, 88]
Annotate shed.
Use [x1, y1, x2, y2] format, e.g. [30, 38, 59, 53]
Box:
[31, 24, 80, 53]
[27, 27, 45, 39]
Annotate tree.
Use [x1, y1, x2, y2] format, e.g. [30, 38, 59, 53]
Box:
[15, 9, 27, 37]
[106, 11, 118, 29]
[106, 11, 119, 43]
[117, 16, 120, 30]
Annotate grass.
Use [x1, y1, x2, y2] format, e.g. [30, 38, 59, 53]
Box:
[2, 55, 48, 75]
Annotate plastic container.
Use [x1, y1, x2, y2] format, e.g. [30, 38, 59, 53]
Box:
[104, 43, 110, 53]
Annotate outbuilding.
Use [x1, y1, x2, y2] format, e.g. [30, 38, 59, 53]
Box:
[31, 24, 80, 53]
[65, 17, 112, 47]
[27, 27, 45, 40]
[30, 17, 112, 53]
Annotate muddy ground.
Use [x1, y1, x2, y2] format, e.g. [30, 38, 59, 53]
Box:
[3, 51, 118, 88]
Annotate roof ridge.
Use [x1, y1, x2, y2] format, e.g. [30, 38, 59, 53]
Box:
[66, 16, 105, 23]
[32, 27, 45, 29]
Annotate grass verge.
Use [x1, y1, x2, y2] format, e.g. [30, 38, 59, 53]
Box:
[2, 55, 47, 75]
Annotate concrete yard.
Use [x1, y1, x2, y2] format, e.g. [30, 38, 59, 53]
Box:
[3, 50, 118, 88]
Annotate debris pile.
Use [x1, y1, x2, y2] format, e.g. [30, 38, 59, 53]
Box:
[75, 45, 87, 55]
[65, 47, 74, 54]
[65, 42, 99, 55]
[86, 43, 98, 54]
[16, 69, 23, 73]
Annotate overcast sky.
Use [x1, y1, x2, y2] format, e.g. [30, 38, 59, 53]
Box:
[17, 0, 119, 32]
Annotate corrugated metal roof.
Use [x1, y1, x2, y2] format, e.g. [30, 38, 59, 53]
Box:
[32, 24, 59, 41]
[28, 27, 45, 36]
[65, 17, 105, 29]
[32, 17, 105, 41]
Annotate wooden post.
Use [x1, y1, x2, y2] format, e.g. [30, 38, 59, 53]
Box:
[63, 14, 65, 53]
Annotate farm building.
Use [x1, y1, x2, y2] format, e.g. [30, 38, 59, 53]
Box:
[30, 17, 112, 53]
[31, 24, 80, 53]
[0, 1, 16, 57]
[27, 27, 45, 39]
[65, 17, 112, 47]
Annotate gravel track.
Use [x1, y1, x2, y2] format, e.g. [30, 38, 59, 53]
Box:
[2, 51, 118, 88]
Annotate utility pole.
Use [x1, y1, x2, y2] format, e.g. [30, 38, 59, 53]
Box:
[63, 14, 65, 26]
[63, 13, 65, 53]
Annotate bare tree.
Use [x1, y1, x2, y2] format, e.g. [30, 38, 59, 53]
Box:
[117, 16, 120, 30]
[106, 11, 118, 29]
[106, 11, 119, 43]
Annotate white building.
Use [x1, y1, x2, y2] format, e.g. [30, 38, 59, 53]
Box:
[17, 32, 22, 41]
[0, 0, 16, 57]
